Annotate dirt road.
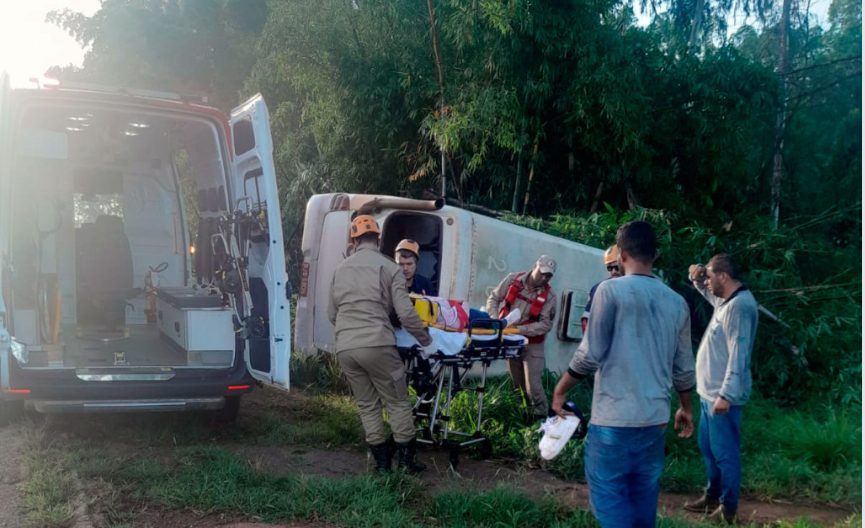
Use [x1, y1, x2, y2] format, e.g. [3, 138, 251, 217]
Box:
[0, 422, 24, 528]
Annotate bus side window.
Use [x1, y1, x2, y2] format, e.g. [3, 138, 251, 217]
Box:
[556, 289, 586, 341]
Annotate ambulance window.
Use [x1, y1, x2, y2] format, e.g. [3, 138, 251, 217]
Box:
[244, 167, 264, 207]
[233, 119, 255, 155]
[380, 212, 443, 296]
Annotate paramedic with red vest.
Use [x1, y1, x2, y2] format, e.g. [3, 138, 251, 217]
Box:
[485, 255, 557, 419]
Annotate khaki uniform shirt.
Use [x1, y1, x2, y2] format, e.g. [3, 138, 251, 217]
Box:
[328, 241, 431, 353]
[485, 272, 556, 337]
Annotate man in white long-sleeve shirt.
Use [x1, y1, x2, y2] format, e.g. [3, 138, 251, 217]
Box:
[684, 254, 758, 524]
[552, 221, 696, 528]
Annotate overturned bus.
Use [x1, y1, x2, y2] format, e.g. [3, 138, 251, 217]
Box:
[294, 193, 608, 374]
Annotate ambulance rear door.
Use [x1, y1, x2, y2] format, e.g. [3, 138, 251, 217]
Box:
[228, 94, 290, 390]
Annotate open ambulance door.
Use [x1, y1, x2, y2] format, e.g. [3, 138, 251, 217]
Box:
[0, 72, 11, 395]
[229, 94, 290, 391]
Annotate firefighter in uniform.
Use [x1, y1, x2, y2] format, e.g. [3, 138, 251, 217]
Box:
[485, 255, 557, 420]
[328, 215, 432, 473]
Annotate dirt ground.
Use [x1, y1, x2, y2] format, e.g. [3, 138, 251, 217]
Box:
[0, 390, 857, 528]
[0, 421, 24, 528]
[231, 445, 856, 527]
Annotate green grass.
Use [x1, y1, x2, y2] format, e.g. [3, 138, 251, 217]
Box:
[428, 486, 580, 527]
[291, 352, 862, 503]
[245, 393, 364, 447]
[11, 443, 704, 527]
[16, 353, 859, 527]
[437, 369, 862, 504]
[20, 458, 77, 528]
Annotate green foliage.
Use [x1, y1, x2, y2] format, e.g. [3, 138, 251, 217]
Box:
[47, 0, 265, 110]
[676, 397, 863, 503]
[49, 0, 860, 417]
[250, 393, 363, 447]
[502, 204, 861, 407]
[769, 407, 861, 472]
[290, 351, 351, 394]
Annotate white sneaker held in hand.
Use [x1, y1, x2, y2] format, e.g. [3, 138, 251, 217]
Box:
[538, 414, 581, 460]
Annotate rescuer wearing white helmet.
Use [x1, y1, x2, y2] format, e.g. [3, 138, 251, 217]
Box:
[328, 214, 431, 473]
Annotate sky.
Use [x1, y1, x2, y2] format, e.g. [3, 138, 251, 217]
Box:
[633, 0, 833, 31]
[0, 1, 100, 85]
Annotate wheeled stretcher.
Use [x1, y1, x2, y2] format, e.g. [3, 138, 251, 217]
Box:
[396, 320, 527, 468]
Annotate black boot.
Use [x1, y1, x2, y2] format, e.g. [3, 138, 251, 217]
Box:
[369, 441, 393, 473]
[395, 439, 426, 474]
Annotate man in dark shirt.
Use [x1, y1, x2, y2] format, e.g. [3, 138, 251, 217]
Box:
[395, 239, 436, 295]
[581, 245, 622, 334]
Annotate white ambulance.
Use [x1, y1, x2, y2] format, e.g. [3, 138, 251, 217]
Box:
[0, 76, 290, 419]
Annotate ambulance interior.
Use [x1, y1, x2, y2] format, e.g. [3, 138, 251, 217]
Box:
[5, 102, 242, 369]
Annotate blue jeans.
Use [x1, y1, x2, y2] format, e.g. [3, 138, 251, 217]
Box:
[584, 424, 666, 528]
[698, 398, 743, 510]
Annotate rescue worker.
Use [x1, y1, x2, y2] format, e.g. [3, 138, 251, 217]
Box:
[395, 239, 436, 295]
[485, 255, 557, 420]
[581, 245, 623, 334]
[328, 215, 432, 473]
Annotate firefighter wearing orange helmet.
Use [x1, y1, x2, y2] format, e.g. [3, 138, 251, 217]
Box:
[328, 214, 431, 473]
[581, 245, 623, 334]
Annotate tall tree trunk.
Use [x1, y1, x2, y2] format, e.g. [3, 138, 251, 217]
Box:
[521, 137, 540, 215]
[511, 149, 523, 212]
[625, 178, 639, 209]
[589, 180, 605, 213]
[771, 0, 792, 228]
[688, 0, 706, 52]
[426, 0, 447, 197]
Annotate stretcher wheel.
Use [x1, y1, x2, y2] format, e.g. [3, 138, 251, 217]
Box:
[419, 427, 434, 442]
[477, 438, 493, 460]
[449, 447, 460, 469]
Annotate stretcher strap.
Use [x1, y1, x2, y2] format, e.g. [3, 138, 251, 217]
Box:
[424, 321, 521, 335]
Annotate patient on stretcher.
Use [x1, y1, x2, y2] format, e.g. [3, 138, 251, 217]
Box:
[409, 294, 520, 332]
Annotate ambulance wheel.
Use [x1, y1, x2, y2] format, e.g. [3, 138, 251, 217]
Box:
[213, 396, 241, 423]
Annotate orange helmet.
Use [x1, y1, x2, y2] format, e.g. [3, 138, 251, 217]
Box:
[395, 239, 420, 258]
[350, 214, 380, 239]
[603, 245, 619, 266]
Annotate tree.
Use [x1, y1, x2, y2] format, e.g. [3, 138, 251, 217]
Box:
[47, 0, 266, 110]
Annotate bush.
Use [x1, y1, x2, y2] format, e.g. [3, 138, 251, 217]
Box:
[503, 207, 861, 407]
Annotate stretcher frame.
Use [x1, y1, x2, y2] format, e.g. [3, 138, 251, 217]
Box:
[399, 319, 526, 468]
